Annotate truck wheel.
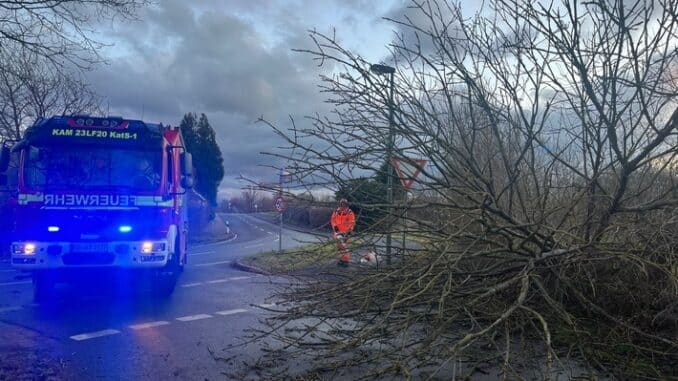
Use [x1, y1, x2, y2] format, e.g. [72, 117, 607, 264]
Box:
[180, 236, 187, 270]
[33, 273, 55, 302]
[155, 241, 180, 297]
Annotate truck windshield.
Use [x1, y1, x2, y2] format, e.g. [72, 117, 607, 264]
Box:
[23, 145, 162, 191]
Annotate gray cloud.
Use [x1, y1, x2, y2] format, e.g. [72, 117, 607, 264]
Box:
[86, 0, 397, 197]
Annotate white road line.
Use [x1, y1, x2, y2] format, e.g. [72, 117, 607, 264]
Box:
[180, 282, 203, 288]
[176, 314, 212, 322]
[0, 306, 22, 313]
[0, 280, 32, 287]
[192, 260, 232, 267]
[258, 303, 276, 308]
[190, 233, 238, 249]
[129, 321, 170, 330]
[229, 276, 251, 281]
[215, 308, 248, 316]
[70, 329, 120, 341]
[188, 250, 216, 256]
[206, 279, 229, 284]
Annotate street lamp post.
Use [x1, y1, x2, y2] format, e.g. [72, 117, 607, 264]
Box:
[370, 63, 395, 265]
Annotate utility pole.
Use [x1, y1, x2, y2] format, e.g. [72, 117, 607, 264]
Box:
[370, 64, 396, 265]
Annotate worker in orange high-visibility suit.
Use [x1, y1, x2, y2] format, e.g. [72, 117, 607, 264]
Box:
[331, 198, 356, 266]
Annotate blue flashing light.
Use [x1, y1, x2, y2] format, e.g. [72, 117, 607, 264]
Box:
[119, 225, 132, 233]
[47, 226, 60, 232]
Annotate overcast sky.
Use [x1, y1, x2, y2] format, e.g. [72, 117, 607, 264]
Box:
[85, 0, 416, 199]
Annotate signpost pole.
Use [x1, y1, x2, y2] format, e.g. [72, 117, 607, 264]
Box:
[278, 168, 284, 255]
[391, 159, 426, 257]
[402, 191, 410, 254]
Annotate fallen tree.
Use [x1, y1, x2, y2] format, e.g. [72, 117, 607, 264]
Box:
[252, 0, 678, 379]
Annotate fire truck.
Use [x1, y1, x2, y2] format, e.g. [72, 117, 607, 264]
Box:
[0, 116, 194, 300]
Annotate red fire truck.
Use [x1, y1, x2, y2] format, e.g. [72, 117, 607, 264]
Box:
[0, 116, 193, 300]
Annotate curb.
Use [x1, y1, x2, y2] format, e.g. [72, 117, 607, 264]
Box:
[231, 260, 272, 276]
[189, 232, 237, 246]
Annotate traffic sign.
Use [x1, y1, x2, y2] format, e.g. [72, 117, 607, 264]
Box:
[275, 196, 286, 213]
[391, 157, 426, 189]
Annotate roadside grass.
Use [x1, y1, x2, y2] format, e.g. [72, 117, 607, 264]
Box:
[239, 238, 364, 274]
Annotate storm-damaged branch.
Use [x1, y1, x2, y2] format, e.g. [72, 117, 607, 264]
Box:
[247, 0, 678, 379]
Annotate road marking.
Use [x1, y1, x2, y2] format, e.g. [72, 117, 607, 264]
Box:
[188, 250, 216, 256]
[207, 279, 229, 284]
[258, 303, 276, 308]
[129, 321, 170, 330]
[176, 314, 212, 322]
[229, 276, 251, 281]
[70, 329, 120, 341]
[0, 306, 22, 313]
[215, 308, 248, 316]
[190, 233, 238, 248]
[0, 280, 32, 287]
[192, 260, 232, 267]
[181, 282, 203, 288]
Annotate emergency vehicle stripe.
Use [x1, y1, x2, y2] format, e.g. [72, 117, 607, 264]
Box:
[17, 193, 175, 206]
[17, 193, 44, 204]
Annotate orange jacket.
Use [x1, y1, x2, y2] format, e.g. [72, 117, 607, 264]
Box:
[331, 208, 356, 233]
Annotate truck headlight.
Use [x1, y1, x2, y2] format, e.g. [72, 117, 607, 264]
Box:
[13, 243, 36, 255]
[140, 241, 166, 254]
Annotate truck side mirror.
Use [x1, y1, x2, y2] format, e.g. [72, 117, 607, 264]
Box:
[181, 175, 194, 189]
[181, 152, 193, 177]
[0, 144, 9, 173]
[180, 152, 194, 189]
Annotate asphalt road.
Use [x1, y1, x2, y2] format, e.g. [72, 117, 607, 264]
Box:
[0, 213, 321, 380]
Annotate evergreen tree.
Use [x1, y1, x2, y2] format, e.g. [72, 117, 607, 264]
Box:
[335, 160, 404, 230]
[179, 112, 224, 206]
[179, 113, 197, 152]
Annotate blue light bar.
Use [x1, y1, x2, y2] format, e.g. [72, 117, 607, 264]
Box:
[47, 226, 60, 232]
[119, 225, 132, 233]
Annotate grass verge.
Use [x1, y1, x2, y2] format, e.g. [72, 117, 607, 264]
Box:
[239, 238, 364, 274]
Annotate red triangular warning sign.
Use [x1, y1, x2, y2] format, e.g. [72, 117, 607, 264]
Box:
[391, 157, 426, 189]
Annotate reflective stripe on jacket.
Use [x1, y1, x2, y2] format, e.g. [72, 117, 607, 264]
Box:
[331, 208, 356, 233]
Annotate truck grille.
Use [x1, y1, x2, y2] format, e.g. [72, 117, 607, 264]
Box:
[62, 253, 115, 265]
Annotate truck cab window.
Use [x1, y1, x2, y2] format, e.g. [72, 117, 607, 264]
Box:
[24, 145, 162, 191]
